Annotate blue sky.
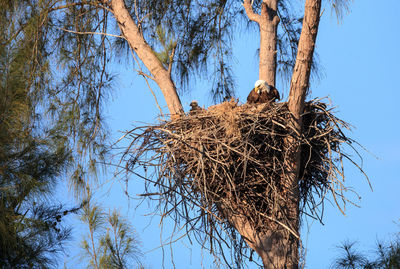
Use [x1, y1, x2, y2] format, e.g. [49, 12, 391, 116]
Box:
[63, 0, 400, 268]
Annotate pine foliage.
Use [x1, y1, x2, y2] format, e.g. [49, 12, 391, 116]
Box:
[0, 1, 356, 267]
[0, 0, 354, 195]
[80, 201, 143, 269]
[332, 236, 400, 269]
[0, 2, 74, 267]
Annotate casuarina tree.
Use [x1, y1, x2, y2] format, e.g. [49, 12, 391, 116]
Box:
[3, 0, 366, 268]
[0, 2, 78, 266]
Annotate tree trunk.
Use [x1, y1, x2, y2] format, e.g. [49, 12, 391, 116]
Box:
[285, 0, 322, 195]
[280, 0, 322, 267]
[288, 0, 321, 118]
[110, 0, 183, 117]
[243, 0, 279, 87]
[220, 202, 299, 268]
[259, 1, 279, 86]
[240, 0, 322, 268]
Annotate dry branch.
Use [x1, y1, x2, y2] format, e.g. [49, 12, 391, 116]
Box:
[120, 99, 367, 265]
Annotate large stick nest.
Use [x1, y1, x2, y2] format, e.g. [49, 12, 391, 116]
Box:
[122, 99, 366, 265]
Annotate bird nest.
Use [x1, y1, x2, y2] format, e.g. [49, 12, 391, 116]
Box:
[121, 98, 367, 264]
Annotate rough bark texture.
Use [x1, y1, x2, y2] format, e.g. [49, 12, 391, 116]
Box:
[243, 0, 279, 86]
[259, 1, 279, 87]
[110, 0, 183, 117]
[288, 0, 321, 118]
[283, 0, 322, 267]
[286, 0, 322, 189]
[239, 0, 322, 268]
[220, 202, 298, 268]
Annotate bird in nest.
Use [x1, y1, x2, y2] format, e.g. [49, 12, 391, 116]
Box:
[247, 80, 280, 104]
[189, 100, 205, 115]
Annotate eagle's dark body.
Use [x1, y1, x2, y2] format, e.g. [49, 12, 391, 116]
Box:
[189, 101, 205, 115]
[247, 80, 280, 104]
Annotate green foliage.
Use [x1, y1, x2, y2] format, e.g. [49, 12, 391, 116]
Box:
[331, 235, 400, 269]
[49, 2, 113, 197]
[0, 3, 77, 267]
[129, 0, 240, 100]
[0, 0, 114, 197]
[80, 201, 143, 269]
[329, 0, 353, 22]
[0, 0, 355, 196]
[154, 25, 177, 68]
[0, 1, 356, 267]
[332, 241, 369, 269]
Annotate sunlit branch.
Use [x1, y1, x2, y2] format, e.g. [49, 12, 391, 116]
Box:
[56, 27, 124, 39]
[243, 0, 260, 23]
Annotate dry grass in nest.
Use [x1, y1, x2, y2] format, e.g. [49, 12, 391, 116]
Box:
[120, 98, 368, 264]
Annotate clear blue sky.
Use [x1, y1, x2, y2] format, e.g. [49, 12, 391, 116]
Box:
[63, 0, 400, 268]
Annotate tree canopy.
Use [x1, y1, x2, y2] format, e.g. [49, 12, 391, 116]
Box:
[1, 0, 351, 190]
[0, 3, 75, 266]
[0, 0, 358, 268]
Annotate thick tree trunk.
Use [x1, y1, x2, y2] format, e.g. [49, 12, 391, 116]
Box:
[220, 203, 299, 268]
[285, 0, 322, 200]
[227, 211, 298, 269]
[281, 0, 322, 267]
[240, 0, 322, 268]
[110, 0, 183, 117]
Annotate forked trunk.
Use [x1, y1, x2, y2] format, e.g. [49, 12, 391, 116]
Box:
[240, 0, 322, 268]
[113, 0, 322, 266]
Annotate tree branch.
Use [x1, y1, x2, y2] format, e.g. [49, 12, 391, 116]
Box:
[49, 1, 113, 13]
[128, 47, 164, 118]
[110, 0, 183, 117]
[288, 0, 322, 118]
[243, 0, 260, 23]
[270, 2, 322, 268]
[258, 0, 279, 86]
[264, 0, 279, 25]
[56, 27, 124, 39]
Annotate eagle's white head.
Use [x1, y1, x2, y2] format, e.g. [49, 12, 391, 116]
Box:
[254, 80, 271, 94]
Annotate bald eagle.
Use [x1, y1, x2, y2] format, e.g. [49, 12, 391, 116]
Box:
[247, 80, 280, 104]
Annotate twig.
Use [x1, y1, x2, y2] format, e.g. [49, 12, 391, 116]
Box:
[118, 99, 368, 266]
[56, 27, 124, 39]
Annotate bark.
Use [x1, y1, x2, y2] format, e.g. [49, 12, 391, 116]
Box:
[288, 0, 321, 119]
[282, 0, 322, 267]
[110, 0, 183, 117]
[259, 1, 279, 87]
[239, 0, 322, 268]
[243, 0, 279, 86]
[285, 0, 322, 195]
[219, 202, 299, 268]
